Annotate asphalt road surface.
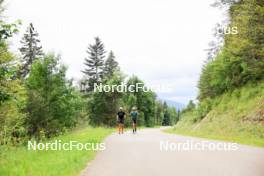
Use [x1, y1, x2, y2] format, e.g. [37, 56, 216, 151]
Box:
[81, 128, 264, 176]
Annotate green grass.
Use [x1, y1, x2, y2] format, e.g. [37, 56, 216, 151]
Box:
[0, 127, 113, 176]
[166, 82, 264, 147]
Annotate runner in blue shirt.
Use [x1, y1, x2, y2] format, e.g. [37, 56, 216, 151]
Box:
[130, 107, 138, 134]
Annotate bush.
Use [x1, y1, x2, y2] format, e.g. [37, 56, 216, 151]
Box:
[25, 54, 84, 139]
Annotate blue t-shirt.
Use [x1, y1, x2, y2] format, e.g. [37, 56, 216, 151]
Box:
[130, 111, 138, 120]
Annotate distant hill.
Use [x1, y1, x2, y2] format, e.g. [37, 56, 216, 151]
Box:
[164, 99, 186, 110]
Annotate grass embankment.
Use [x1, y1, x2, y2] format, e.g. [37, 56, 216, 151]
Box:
[166, 82, 264, 147]
[0, 127, 113, 176]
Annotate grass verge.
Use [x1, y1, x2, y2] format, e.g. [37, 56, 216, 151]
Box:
[0, 127, 113, 176]
[165, 127, 264, 147]
[165, 82, 264, 147]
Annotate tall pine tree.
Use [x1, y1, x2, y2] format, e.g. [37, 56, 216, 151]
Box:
[83, 37, 106, 91]
[103, 51, 119, 80]
[162, 102, 171, 126]
[19, 23, 43, 78]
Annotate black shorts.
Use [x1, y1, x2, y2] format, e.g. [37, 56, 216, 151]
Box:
[132, 118, 137, 124]
[118, 118, 124, 124]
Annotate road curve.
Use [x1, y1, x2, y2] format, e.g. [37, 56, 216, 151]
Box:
[81, 128, 264, 176]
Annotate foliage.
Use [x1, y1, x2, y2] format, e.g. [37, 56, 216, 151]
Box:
[82, 37, 106, 92]
[103, 51, 119, 80]
[81, 37, 169, 127]
[162, 102, 170, 126]
[166, 81, 264, 147]
[124, 75, 156, 127]
[0, 20, 20, 43]
[87, 71, 124, 126]
[25, 54, 84, 139]
[154, 100, 164, 124]
[19, 23, 43, 78]
[199, 0, 264, 100]
[174, 1, 264, 146]
[0, 3, 25, 144]
[168, 107, 178, 125]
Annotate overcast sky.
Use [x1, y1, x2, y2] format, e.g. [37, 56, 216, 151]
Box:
[5, 0, 225, 104]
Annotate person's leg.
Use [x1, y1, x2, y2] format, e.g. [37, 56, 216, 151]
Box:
[118, 123, 121, 134]
[132, 123, 135, 133]
[121, 124, 124, 134]
[133, 119, 137, 133]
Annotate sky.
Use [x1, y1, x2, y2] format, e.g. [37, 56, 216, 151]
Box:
[5, 0, 225, 104]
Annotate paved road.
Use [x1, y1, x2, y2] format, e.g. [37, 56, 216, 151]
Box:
[81, 128, 264, 176]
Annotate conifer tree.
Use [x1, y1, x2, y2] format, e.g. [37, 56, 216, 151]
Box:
[19, 23, 43, 78]
[103, 51, 119, 80]
[162, 102, 170, 126]
[83, 37, 106, 91]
